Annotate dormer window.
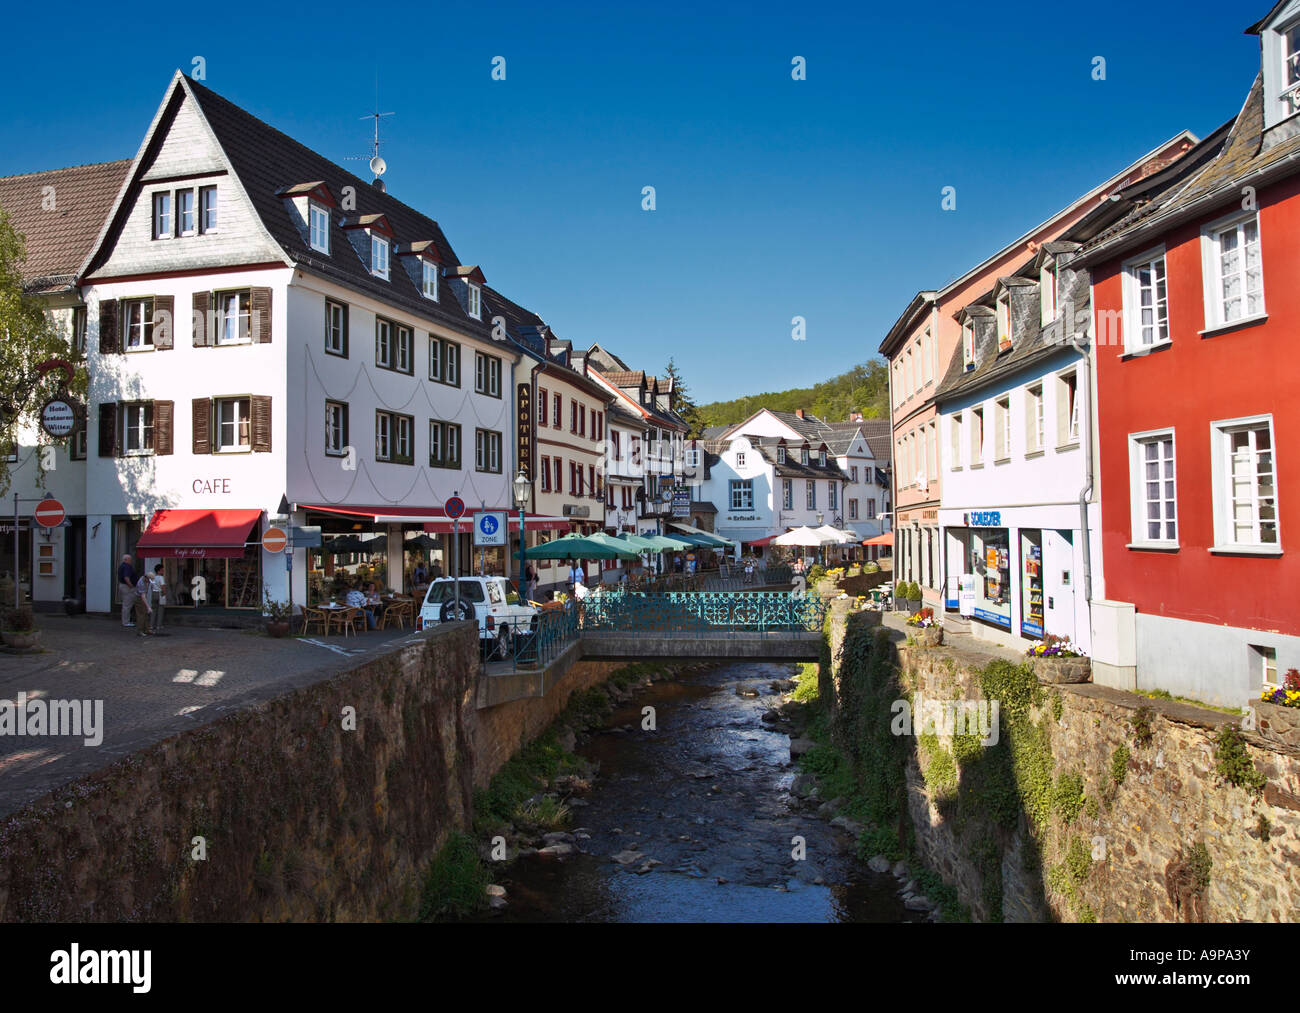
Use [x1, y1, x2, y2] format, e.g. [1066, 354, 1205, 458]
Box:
[800, 447, 809, 466]
[777, 446, 786, 464]
[372, 236, 389, 279]
[962, 319, 976, 371]
[819, 450, 827, 467]
[309, 203, 330, 254]
[468, 283, 481, 319]
[997, 292, 1012, 352]
[1264, 15, 1300, 127]
[1040, 260, 1057, 325]
[422, 260, 438, 300]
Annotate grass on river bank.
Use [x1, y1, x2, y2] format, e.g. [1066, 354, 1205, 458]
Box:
[418, 661, 678, 922]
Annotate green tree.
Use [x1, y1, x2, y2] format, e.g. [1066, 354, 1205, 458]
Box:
[697, 359, 889, 429]
[664, 357, 704, 436]
[0, 206, 86, 487]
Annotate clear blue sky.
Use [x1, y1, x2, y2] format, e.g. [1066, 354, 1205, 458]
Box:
[0, 0, 1265, 404]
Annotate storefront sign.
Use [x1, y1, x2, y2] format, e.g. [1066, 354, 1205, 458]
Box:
[40, 397, 78, 439]
[516, 384, 533, 481]
[726, 515, 760, 522]
[968, 511, 1001, 527]
[192, 477, 232, 494]
[671, 488, 690, 518]
[563, 504, 590, 518]
[291, 525, 322, 548]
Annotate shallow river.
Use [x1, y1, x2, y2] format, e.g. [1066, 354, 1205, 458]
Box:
[481, 661, 920, 923]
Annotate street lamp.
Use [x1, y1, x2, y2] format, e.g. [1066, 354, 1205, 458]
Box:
[816, 511, 824, 567]
[513, 469, 531, 600]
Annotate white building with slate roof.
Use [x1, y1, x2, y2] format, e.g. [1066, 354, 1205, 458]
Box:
[72, 71, 563, 613]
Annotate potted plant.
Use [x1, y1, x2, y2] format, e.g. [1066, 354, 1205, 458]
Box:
[263, 593, 293, 638]
[1256, 668, 1300, 748]
[906, 607, 942, 645]
[905, 581, 922, 613]
[1026, 635, 1091, 684]
[2, 605, 40, 649]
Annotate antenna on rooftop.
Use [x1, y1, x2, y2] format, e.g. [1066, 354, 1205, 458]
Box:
[347, 78, 394, 190]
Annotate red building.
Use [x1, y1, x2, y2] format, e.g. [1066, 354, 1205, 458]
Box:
[1080, 8, 1300, 707]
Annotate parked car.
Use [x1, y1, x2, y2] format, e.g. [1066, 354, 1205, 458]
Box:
[416, 576, 539, 659]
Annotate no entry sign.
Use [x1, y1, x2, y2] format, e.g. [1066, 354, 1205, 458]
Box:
[34, 498, 66, 528]
[262, 526, 288, 553]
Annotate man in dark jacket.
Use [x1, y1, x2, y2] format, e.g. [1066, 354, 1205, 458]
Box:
[117, 554, 138, 628]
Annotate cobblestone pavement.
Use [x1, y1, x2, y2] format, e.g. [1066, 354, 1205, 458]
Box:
[0, 614, 432, 819]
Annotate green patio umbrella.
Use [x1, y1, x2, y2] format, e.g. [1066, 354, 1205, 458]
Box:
[615, 533, 663, 552]
[640, 534, 693, 551]
[523, 532, 639, 561]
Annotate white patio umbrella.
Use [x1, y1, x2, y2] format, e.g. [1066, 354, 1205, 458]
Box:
[812, 524, 855, 544]
[772, 525, 837, 547]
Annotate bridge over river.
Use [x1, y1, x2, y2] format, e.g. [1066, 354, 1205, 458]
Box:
[478, 590, 828, 708]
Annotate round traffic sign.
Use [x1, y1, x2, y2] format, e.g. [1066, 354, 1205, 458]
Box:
[262, 526, 288, 553]
[444, 496, 466, 520]
[33, 498, 65, 528]
[479, 514, 499, 536]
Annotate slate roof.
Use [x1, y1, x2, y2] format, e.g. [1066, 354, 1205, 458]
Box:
[0, 160, 130, 293]
[1079, 74, 1292, 265]
[856, 418, 892, 463]
[600, 370, 646, 387]
[700, 425, 731, 440]
[87, 75, 518, 349]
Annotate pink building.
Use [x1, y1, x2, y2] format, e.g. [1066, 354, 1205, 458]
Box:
[878, 133, 1198, 613]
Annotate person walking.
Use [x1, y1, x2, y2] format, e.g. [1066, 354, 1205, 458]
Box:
[149, 563, 167, 634]
[133, 570, 154, 636]
[118, 554, 138, 628]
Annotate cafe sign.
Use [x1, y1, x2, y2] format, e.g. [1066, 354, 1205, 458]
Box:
[516, 383, 533, 480]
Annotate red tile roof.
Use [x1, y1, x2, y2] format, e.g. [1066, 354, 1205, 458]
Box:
[0, 160, 130, 293]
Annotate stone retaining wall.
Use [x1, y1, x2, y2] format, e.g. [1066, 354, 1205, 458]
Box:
[0, 623, 649, 922]
[827, 610, 1300, 922]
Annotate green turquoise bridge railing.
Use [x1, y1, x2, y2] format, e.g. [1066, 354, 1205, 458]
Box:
[580, 590, 825, 637]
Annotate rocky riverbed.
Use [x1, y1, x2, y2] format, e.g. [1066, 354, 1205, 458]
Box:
[471, 660, 940, 922]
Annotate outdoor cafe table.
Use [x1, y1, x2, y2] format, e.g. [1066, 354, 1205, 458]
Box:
[317, 603, 361, 634]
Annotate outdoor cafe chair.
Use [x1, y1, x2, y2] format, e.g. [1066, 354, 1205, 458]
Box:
[301, 606, 329, 636]
[328, 607, 363, 637]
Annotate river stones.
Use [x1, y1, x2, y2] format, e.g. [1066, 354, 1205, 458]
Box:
[538, 843, 575, 858]
[735, 685, 760, 698]
[611, 849, 642, 865]
[788, 737, 816, 758]
[867, 855, 892, 873]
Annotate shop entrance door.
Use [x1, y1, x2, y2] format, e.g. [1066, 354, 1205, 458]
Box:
[1043, 530, 1075, 644]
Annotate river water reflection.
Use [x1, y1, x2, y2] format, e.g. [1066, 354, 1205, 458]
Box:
[483, 661, 920, 923]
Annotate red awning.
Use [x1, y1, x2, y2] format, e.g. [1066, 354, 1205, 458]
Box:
[862, 532, 894, 546]
[745, 533, 782, 547]
[421, 514, 571, 534]
[302, 504, 451, 524]
[136, 509, 262, 559]
[298, 502, 571, 534]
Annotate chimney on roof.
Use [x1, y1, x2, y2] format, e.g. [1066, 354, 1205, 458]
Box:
[849, 411, 863, 423]
[795, 409, 805, 419]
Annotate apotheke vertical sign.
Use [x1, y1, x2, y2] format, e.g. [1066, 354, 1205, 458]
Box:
[517, 383, 533, 481]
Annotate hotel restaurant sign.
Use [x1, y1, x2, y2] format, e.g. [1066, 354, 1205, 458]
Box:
[517, 383, 533, 480]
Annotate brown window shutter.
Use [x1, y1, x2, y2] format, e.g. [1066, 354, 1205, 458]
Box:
[251, 287, 272, 343]
[99, 300, 119, 354]
[251, 395, 272, 452]
[153, 295, 174, 350]
[192, 397, 211, 454]
[192, 292, 210, 346]
[154, 400, 174, 455]
[97, 402, 119, 457]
